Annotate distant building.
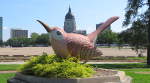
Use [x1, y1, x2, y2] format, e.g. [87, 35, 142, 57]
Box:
[11, 29, 28, 38]
[96, 22, 111, 31]
[0, 17, 3, 41]
[73, 30, 87, 35]
[64, 6, 86, 35]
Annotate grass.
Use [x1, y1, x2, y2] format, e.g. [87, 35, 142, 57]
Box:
[92, 56, 146, 60]
[0, 64, 19, 83]
[0, 73, 15, 83]
[91, 63, 150, 69]
[120, 69, 150, 83]
[0, 64, 20, 71]
[126, 56, 146, 60]
[2, 63, 148, 71]
[0, 63, 150, 83]
[91, 63, 150, 83]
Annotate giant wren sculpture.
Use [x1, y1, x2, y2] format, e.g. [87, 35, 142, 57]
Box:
[37, 16, 119, 60]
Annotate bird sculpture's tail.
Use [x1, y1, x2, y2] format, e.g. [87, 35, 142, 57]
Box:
[87, 16, 119, 43]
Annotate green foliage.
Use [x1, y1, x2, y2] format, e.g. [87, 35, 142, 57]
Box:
[31, 32, 39, 40]
[96, 30, 118, 45]
[123, 0, 150, 64]
[119, 19, 147, 45]
[30, 32, 39, 45]
[0, 40, 3, 46]
[123, 0, 146, 26]
[19, 54, 95, 78]
[35, 33, 50, 45]
[6, 33, 50, 47]
[6, 37, 32, 47]
[0, 73, 15, 83]
[119, 19, 147, 56]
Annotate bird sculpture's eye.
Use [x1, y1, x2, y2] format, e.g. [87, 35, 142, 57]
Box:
[56, 31, 62, 35]
[50, 30, 64, 40]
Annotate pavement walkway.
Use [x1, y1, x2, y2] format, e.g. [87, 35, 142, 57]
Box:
[0, 61, 25, 64]
[0, 71, 17, 74]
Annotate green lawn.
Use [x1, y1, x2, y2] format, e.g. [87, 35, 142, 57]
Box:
[0, 64, 19, 83]
[91, 63, 150, 83]
[91, 63, 150, 69]
[0, 64, 20, 71]
[0, 73, 15, 83]
[120, 69, 150, 83]
[0, 63, 150, 83]
[92, 56, 146, 60]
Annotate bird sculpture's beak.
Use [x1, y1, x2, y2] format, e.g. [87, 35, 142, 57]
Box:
[37, 20, 52, 32]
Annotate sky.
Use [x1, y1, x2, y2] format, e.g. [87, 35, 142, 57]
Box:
[0, 0, 128, 41]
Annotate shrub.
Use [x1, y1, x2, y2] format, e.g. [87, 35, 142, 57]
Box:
[19, 53, 95, 78]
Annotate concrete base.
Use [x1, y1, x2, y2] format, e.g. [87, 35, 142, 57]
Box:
[8, 69, 132, 83]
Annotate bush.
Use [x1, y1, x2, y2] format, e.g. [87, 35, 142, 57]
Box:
[19, 53, 95, 78]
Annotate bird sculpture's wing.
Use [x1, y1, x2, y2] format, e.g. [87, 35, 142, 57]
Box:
[66, 33, 102, 59]
[87, 16, 119, 43]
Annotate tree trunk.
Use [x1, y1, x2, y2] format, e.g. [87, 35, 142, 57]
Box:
[147, 0, 150, 65]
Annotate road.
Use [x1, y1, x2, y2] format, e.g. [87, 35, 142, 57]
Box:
[0, 47, 146, 56]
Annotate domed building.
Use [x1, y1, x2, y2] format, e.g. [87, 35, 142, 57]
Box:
[64, 7, 76, 33]
[64, 6, 86, 35]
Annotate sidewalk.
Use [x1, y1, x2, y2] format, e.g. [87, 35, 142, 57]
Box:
[0, 71, 17, 74]
[0, 61, 25, 64]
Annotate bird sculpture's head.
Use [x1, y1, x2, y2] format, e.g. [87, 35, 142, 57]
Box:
[37, 20, 66, 41]
[37, 20, 69, 57]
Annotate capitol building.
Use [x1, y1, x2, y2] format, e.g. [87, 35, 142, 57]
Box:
[64, 7, 86, 35]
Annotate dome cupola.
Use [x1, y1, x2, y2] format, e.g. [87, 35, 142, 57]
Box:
[65, 6, 75, 19]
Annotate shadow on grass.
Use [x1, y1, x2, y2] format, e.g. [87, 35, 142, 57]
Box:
[91, 63, 150, 69]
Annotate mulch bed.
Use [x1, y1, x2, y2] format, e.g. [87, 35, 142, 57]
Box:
[93, 69, 117, 77]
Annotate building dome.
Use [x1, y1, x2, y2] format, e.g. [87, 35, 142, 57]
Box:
[65, 7, 75, 19]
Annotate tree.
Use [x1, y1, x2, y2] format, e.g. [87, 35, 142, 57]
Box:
[123, 0, 150, 65]
[6, 33, 50, 47]
[118, 30, 131, 45]
[96, 30, 118, 45]
[30, 33, 50, 46]
[6, 37, 31, 47]
[35, 33, 50, 46]
[30, 32, 39, 45]
[0, 40, 3, 47]
[31, 32, 39, 40]
[7, 38, 20, 47]
[120, 19, 147, 57]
